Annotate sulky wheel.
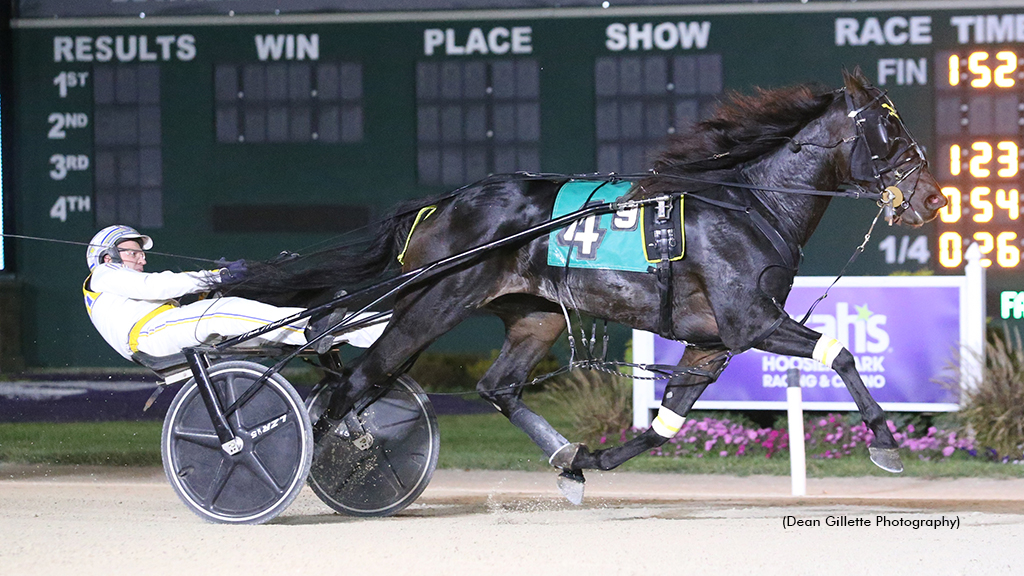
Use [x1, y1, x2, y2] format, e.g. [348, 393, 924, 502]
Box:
[161, 361, 313, 524]
[306, 375, 439, 517]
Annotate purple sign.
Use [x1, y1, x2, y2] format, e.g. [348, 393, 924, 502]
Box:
[645, 277, 965, 411]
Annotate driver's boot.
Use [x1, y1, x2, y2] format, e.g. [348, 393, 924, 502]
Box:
[304, 307, 347, 355]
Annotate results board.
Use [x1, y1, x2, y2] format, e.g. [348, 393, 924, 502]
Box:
[8, 1, 1024, 366]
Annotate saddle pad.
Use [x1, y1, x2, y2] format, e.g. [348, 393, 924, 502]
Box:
[547, 180, 683, 273]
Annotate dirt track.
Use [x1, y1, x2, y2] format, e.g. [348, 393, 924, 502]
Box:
[2, 465, 1024, 575]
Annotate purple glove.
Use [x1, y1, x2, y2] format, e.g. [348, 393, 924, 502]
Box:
[217, 258, 247, 283]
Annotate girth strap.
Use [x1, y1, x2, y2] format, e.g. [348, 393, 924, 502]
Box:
[745, 208, 797, 270]
[651, 198, 677, 340]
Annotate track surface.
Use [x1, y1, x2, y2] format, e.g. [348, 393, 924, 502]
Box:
[2, 465, 1024, 575]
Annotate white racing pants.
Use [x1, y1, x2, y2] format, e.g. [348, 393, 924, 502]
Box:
[133, 296, 386, 357]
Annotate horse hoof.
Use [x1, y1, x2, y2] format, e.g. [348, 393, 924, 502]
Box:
[556, 470, 586, 505]
[869, 447, 904, 473]
[549, 442, 585, 470]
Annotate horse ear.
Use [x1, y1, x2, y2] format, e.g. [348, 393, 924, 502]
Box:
[842, 66, 871, 93]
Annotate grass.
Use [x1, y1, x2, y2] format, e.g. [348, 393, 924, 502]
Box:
[0, 421, 163, 466]
[3, 392, 1024, 478]
[957, 325, 1024, 458]
[435, 397, 1024, 478]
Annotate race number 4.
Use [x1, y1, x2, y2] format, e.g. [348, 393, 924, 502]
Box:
[49, 154, 90, 180]
[559, 215, 606, 259]
[50, 196, 91, 222]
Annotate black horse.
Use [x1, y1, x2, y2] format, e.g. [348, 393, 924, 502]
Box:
[227, 69, 947, 501]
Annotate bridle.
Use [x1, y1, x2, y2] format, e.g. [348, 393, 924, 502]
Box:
[843, 85, 929, 224]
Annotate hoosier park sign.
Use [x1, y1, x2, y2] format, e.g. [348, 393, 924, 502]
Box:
[632, 248, 986, 424]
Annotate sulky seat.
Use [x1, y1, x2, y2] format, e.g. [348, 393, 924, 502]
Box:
[131, 351, 192, 385]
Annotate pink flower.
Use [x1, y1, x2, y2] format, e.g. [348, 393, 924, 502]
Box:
[942, 446, 955, 457]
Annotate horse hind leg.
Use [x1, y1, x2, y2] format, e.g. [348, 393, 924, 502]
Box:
[756, 317, 903, 473]
[321, 277, 481, 421]
[569, 347, 728, 471]
[474, 307, 589, 500]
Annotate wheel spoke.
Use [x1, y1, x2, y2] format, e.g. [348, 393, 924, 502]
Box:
[202, 458, 236, 510]
[372, 396, 421, 416]
[371, 414, 421, 432]
[173, 429, 222, 450]
[224, 371, 272, 420]
[222, 373, 242, 429]
[369, 443, 407, 491]
[315, 444, 370, 494]
[242, 452, 285, 495]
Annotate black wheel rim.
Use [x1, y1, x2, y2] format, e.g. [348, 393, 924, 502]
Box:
[166, 366, 308, 522]
[308, 377, 438, 516]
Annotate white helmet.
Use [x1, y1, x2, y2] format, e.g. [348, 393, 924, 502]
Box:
[86, 225, 153, 270]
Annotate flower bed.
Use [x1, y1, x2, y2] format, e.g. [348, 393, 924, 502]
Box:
[609, 414, 975, 460]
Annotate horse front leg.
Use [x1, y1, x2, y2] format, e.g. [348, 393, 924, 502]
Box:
[569, 347, 728, 471]
[756, 317, 903, 473]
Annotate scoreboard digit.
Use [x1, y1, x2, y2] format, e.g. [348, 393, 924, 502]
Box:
[935, 48, 1024, 270]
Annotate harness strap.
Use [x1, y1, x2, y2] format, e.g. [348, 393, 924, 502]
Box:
[397, 205, 437, 265]
[687, 194, 798, 270]
[655, 259, 674, 340]
[745, 208, 797, 270]
[129, 304, 176, 353]
[652, 198, 677, 340]
[737, 314, 787, 353]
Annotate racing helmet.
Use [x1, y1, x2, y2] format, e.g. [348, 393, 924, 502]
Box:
[86, 225, 153, 270]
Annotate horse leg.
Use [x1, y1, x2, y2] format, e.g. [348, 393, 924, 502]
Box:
[756, 317, 903, 473]
[475, 308, 567, 456]
[569, 347, 729, 471]
[473, 307, 597, 498]
[320, 282, 479, 422]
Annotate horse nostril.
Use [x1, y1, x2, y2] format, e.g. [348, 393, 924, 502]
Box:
[928, 194, 948, 208]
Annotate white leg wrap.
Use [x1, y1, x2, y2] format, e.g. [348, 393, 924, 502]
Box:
[651, 406, 686, 438]
[812, 334, 845, 368]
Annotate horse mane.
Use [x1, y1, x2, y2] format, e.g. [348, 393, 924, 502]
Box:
[645, 83, 839, 189]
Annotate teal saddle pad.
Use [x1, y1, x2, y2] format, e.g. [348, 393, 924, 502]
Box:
[547, 180, 683, 273]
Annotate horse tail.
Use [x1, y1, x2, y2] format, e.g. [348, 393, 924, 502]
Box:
[220, 194, 449, 302]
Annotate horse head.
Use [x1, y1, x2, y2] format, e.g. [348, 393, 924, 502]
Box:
[841, 68, 947, 226]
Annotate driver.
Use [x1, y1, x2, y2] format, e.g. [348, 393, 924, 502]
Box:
[82, 225, 382, 360]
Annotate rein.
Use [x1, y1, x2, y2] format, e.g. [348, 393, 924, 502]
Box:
[0, 233, 227, 265]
